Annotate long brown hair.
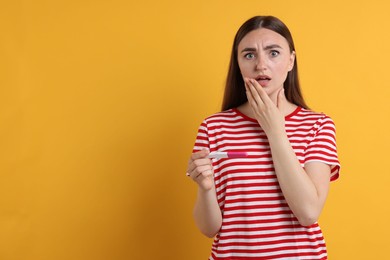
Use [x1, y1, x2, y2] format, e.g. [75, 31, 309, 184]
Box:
[221, 16, 309, 111]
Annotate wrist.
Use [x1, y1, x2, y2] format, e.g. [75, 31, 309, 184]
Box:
[198, 184, 215, 193]
[266, 129, 288, 143]
[267, 132, 292, 153]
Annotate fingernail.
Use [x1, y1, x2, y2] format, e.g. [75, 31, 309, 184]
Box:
[186, 172, 190, 177]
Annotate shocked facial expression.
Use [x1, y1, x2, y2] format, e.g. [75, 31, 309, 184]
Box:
[237, 28, 295, 97]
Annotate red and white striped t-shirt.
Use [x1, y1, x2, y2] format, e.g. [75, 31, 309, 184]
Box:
[193, 107, 340, 260]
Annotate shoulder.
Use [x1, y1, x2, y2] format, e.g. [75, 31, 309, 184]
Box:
[202, 109, 239, 124]
[198, 108, 254, 133]
[292, 108, 336, 127]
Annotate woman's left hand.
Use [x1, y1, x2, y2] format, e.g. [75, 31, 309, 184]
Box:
[245, 78, 286, 138]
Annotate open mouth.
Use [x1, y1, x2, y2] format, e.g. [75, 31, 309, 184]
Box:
[255, 75, 271, 86]
[256, 75, 271, 81]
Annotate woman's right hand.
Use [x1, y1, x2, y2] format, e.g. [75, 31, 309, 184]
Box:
[186, 149, 214, 191]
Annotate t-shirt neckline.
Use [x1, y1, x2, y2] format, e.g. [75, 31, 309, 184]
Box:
[232, 106, 302, 122]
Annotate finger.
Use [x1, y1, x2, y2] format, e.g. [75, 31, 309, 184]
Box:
[246, 87, 259, 111]
[194, 168, 213, 179]
[190, 149, 209, 160]
[247, 79, 265, 107]
[249, 79, 272, 106]
[244, 78, 258, 103]
[187, 157, 212, 174]
[244, 77, 251, 94]
[188, 164, 213, 179]
[244, 79, 256, 104]
[187, 150, 209, 175]
[245, 80, 267, 116]
[194, 164, 214, 178]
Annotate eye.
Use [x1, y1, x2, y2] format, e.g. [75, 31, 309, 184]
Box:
[270, 50, 280, 57]
[244, 53, 255, 59]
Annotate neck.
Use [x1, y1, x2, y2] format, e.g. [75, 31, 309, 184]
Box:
[238, 99, 297, 119]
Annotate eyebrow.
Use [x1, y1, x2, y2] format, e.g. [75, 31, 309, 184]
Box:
[240, 44, 283, 53]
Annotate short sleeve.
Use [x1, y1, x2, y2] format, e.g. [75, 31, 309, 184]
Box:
[192, 120, 210, 153]
[304, 116, 341, 181]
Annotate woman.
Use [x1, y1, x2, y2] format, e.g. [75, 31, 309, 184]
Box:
[186, 16, 340, 259]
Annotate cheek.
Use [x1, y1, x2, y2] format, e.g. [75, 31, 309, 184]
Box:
[238, 61, 251, 76]
[277, 60, 293, 74]
[273, 63, 290, 82]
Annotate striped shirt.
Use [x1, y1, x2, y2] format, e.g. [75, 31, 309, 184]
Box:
[192, 107, 340, 260]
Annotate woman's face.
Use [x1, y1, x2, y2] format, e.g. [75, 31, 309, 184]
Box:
[237, 28, 295, 98]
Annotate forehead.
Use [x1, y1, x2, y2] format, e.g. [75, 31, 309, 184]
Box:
[238, 28, 289, 50]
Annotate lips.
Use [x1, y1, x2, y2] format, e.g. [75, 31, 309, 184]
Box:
[255, 75, 271, 86]
[256, 75, 271, 81]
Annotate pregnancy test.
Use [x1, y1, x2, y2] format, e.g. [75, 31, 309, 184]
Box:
[207, 151, 248, 159]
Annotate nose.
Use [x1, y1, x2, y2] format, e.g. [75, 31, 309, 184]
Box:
[256, 55, 267, 71]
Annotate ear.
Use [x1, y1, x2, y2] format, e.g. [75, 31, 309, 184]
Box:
[288, 51, 296, 71]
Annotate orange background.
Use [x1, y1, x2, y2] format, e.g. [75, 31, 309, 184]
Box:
[1, 1, 389, 259]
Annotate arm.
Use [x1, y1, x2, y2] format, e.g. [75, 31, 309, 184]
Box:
[267, 133, 330, 226]
[245, 78, 331, 226]
[187, 150, 222, 237]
